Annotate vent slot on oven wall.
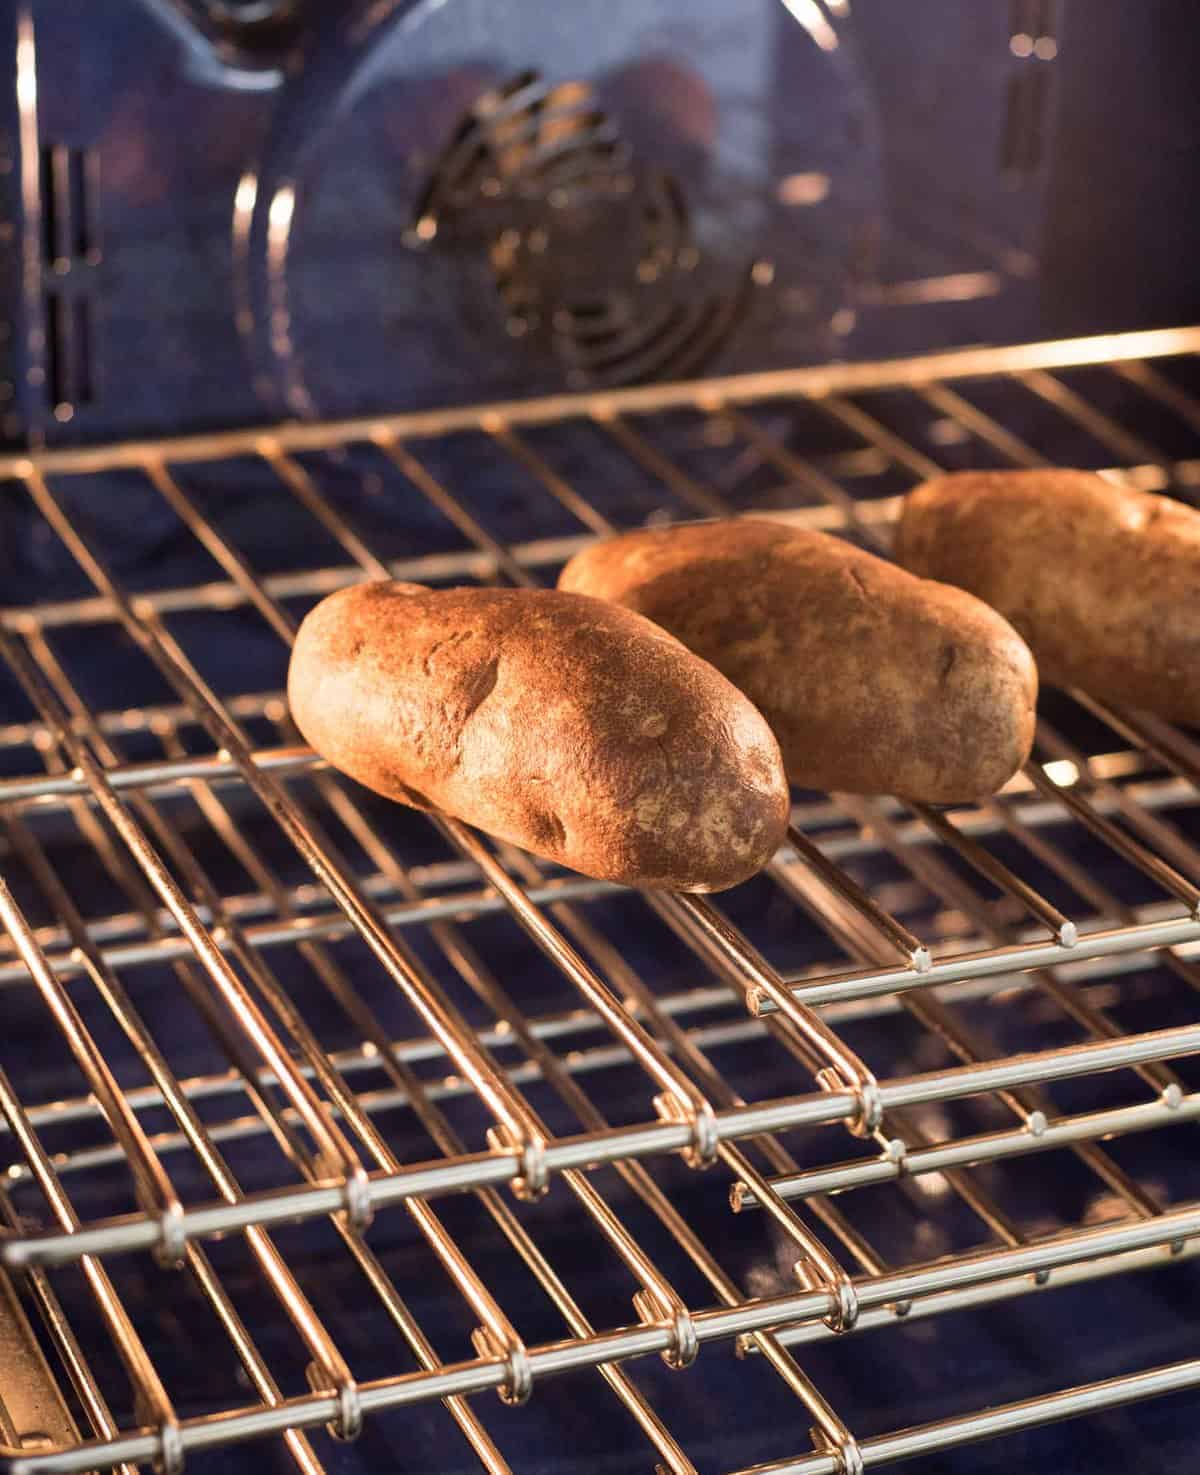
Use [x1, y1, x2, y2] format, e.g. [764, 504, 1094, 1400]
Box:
[45, 293, 94, 419]
[38, 142, 99, 423]
[1002, 0, 1058, 178]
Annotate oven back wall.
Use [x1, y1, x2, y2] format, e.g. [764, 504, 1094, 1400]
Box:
[4, 0, 1195, 449]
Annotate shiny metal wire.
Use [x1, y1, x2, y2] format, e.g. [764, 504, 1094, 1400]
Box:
[0, 326, 1199, 1475]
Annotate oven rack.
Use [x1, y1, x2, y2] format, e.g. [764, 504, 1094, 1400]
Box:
[0, 325, 1198, 1475]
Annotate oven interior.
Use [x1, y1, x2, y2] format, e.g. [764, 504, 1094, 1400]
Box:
[1, 5, 1200, 1475]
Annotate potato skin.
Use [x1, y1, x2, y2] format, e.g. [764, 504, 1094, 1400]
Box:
[896, 470, 1200, 723]
[287, 582, 789, 892]
[559, 521, 1037, 802]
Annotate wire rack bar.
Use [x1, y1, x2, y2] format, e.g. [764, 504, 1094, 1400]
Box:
[725, 1357, 1200, 1475]
[773, 916, 1200, 1009]
[734, 1090, 1199, 1206]
[750, 1237, 1200, 1353]
[1, 326, 1194, 478]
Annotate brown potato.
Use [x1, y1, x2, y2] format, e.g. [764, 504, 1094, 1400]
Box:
[896, 469, 1200, 723]
[288, 581, 789, 892]
[559, 520, 1037, 802]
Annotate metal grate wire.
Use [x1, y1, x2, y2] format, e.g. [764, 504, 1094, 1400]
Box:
[0, 326, 1199, 1475]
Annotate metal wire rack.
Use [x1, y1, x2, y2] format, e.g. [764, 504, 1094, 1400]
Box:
[1, 325, 1199, 1475]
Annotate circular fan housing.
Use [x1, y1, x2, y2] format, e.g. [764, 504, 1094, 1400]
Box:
[241, 0, 882, 416]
